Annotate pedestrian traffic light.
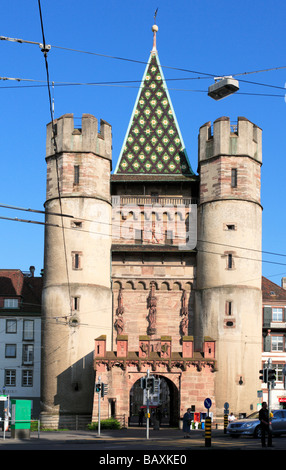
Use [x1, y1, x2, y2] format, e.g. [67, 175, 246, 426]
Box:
[259, 368, 268, 383]
[268, 368, 276, 383]
[95, 383, 101, 393]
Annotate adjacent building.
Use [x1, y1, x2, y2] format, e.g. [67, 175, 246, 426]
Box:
[262, 276, 286, 409]
[0, 267, 42, 417]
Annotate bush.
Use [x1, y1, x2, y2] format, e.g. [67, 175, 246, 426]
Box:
[87, 418, 121, 430]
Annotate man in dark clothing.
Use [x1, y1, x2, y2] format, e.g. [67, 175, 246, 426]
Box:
[259, 402, 272, 447]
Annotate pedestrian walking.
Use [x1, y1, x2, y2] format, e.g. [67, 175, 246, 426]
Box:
[183, 408, 192, 438]
[259, 402, 273, 447]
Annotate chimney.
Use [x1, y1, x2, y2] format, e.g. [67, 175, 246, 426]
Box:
[29, 266, 35, 277]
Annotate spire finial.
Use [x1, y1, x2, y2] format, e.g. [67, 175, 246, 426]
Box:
[151, 8, 158, 53]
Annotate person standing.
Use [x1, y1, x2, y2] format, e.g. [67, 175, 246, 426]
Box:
[138, 408, 144, 427]
[228, 412, 236, 422]
[183, 408, 192, 438]
[259, 402, 273, 447]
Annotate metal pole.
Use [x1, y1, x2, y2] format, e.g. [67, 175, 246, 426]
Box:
[205, 416, 211, 447]
[98, 376, 101, 437]
[146, 369, 150, 440]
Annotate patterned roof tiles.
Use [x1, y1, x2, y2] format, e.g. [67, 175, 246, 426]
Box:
[115, 45, 194, 177]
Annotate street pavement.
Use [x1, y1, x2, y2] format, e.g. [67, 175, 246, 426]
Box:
[0, 426, 285, 453]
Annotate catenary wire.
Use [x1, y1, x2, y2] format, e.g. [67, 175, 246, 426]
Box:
[37, 0, 73, 315]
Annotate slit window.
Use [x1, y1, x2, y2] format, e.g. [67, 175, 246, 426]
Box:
[72, 297, 80, 311]
[231, 168, 237, 188]
[74, 165, 80, 185]
[226, 301, 232, 316]
[72, 251, 82, 270]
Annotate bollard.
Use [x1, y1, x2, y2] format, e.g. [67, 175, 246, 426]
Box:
[205, 416, 211, 447]
[224, 414, 228, 433]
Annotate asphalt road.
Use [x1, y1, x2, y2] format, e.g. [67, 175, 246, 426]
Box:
[0, 428, 285, 453]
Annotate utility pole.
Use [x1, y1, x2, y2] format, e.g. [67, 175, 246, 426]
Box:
[146, 369, 150, 440]
[97, 376, 101, 437]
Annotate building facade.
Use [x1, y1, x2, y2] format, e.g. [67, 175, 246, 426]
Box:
[262, 276, 286, 409]
[41, 24, 263, 427]
[0, 268, 42, 417]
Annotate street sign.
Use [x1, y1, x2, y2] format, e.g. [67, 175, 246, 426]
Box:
[204, 398, 212, 409]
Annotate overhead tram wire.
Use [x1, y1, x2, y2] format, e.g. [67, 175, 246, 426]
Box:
[2, 207, 286, 267]
[2, 212, 286, 267]
[1, 35, 286, 94]
[37, 0, 72, 316]
[3, 202, 286, 260]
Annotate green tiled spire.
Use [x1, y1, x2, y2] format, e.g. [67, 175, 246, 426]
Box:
[115, 24, 194, 176]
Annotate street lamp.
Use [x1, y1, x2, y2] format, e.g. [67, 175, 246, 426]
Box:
[208, 76, 239, 100]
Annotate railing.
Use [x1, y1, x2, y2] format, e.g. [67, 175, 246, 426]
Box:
[1, 415, 128, 439]
[112, 196, 197, 206]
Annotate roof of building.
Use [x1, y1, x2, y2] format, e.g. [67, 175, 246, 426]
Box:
[262, 276, 286, 302]
[0, 269, 42, 313]
[114, 23, 194, 179]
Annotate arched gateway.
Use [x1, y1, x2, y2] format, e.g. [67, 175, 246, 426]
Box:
[130, 375, 179, 427]
[92, 335, 216, 427]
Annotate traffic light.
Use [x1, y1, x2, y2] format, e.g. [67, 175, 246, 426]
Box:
[140, 377, 146, 389]
[259, 368, 268, 383]
[101, 383, 108, 397]
[268, 368, 276, 383]
[146, 377, 155, 393]
[95, 383, 101, 393]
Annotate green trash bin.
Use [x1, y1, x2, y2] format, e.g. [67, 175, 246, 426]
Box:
[10, 399, 31, 439]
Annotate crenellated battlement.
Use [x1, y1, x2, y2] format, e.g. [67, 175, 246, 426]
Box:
[46, 113, 112, 160]
[198, 116, 262, 164]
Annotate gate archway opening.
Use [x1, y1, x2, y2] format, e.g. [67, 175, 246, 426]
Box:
[129, 375, 179, 427]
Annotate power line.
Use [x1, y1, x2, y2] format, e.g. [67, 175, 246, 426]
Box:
[37, 0, 72, 315]
[2, 211, 286, 267]
[1, 35, 286, 95]
[2, 202, 286, 260]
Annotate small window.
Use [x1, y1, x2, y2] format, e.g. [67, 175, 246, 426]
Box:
[74, 165, 80, 185]
[227, 224, 236, 230]
[22, 370, 33, 387]
[72, 296, 80, 311]
[4, 299, 19, 309]
[272, 308, 283, 322]
[6, 320, 17, 333]
[227, 253, 233, 269]
[226, 301, 232, 316]
[5, 370, 16, 387]
[23, 320, 34, 341]
[271, 336, 283, 352]
[5, 344, 16, 358]
[71, 220, 82, 229]
[23, 344, 34, 364]
[72, 251, 82, 270]
[231, 168, 237, 188]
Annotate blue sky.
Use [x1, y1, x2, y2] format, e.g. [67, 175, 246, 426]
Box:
[1, 0, 286, 285]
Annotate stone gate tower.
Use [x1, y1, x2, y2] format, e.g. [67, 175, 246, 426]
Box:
[195, 116, 262, 416]
[41, 113, 113, 427]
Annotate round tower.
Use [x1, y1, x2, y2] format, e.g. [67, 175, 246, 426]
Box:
[41, 113, 112, 427]
[195, 116, 262, 417]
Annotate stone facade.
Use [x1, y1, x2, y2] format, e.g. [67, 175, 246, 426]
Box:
[41, 27, 263, 427]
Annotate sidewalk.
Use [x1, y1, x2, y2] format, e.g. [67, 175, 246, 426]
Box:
[0, 425, 222, 443]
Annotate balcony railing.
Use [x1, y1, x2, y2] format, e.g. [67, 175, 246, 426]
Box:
[112, 195, 197, 206]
